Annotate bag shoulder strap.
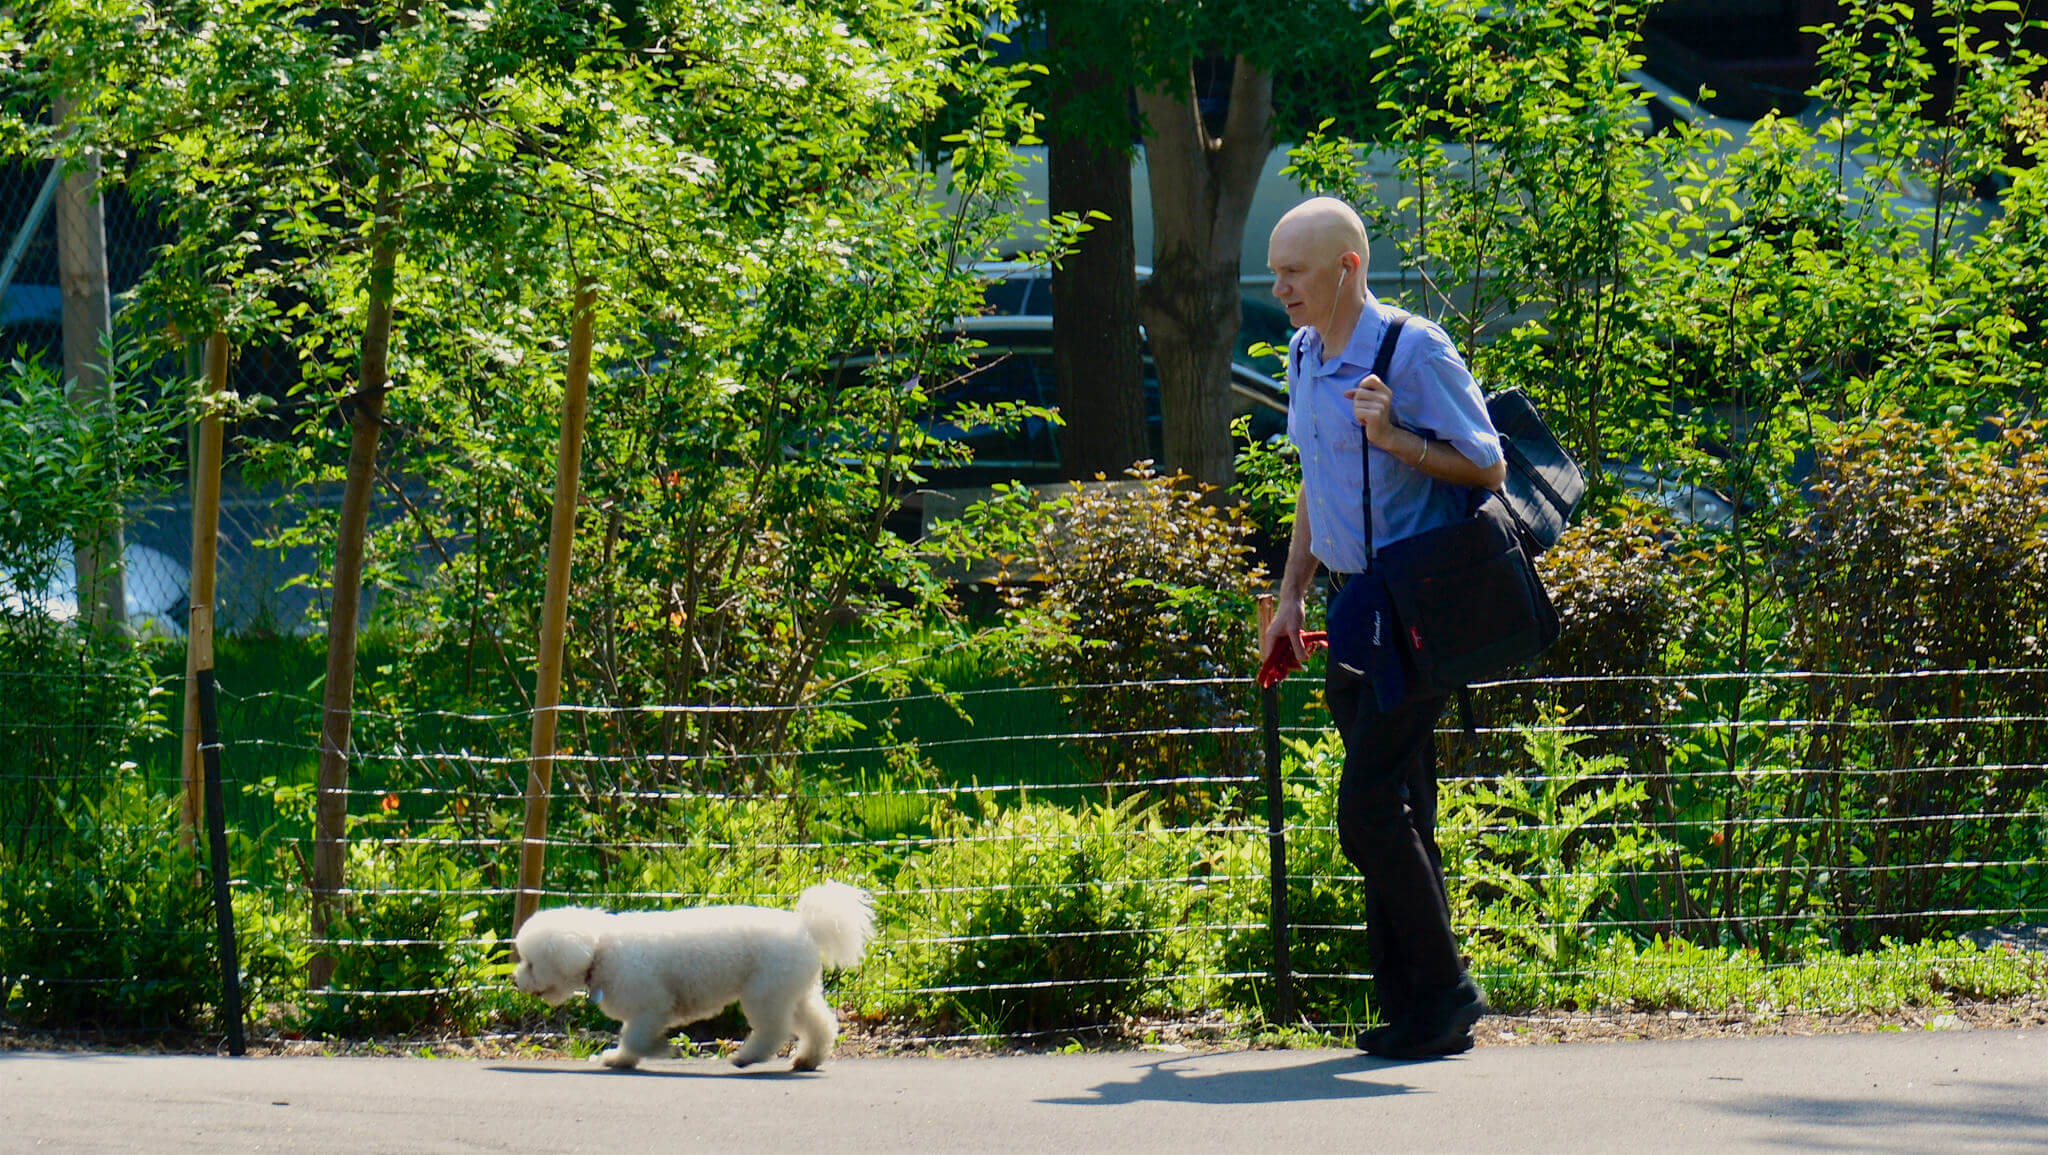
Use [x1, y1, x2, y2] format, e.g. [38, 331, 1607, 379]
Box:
[1370, 309, 1408, 382]
[1362, 311, 1407, 562]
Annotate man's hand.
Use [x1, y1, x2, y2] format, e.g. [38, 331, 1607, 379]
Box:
[1262, 593, 1309, 665]
[1344, 373, 1399, 446]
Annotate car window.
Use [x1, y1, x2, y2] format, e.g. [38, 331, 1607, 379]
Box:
[926, 349, 1059, 471]
[979, 277, 1033, 317]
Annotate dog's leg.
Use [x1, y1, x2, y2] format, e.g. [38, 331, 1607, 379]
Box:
[598, 1016, 672, 1069]
[731, 989, 796, 1069]
[789, 988, 839, 1072]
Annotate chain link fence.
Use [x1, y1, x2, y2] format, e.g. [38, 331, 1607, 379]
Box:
[5, 148, 317, 638]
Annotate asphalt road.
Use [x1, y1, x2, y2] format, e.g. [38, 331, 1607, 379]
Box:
[5, 1029, 2045, 1153]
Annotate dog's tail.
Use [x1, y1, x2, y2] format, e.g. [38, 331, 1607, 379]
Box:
[795, 881, 876, 969]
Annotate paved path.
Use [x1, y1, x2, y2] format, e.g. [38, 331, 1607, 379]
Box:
[5, 1029, 2045, 1152]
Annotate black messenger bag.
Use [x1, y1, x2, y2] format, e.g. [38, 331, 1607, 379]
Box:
[1373, 487, 1557, 695]
[1306, 311, 1559, 700]
[1486, 388, 1585, 556]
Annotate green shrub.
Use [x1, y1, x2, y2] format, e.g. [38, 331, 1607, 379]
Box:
[1480, 508, 1705, 836]
[0, 623, 171, 861]
[1539, 507, 1701, 681]
[997, 471, 1267, 814]
[296, 815, 505, 1039]
[1537, 934, 2048, 1016]
[1446, 719, 1673, 976]
[873, 797, 1180, 1035]
[1780, 415, 2048, 942]
[0, 778, 216, 1032]
[0, 352, 175, 592]
[609, 782, 884, 907]
[1230, 411, 1299, 550]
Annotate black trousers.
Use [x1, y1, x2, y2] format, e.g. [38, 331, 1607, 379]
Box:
[1324, 659, 1464, 1025]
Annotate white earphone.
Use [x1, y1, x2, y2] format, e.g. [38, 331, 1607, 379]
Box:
[1324, 260, 1356, 336]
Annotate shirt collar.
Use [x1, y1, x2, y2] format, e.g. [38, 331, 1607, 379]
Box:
[1302, 290, 1385, 372]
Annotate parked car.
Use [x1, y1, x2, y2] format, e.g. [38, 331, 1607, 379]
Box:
[974, 262, 1294, 377]
[1604, 461, 1736, 529]
[839, 313, 1289, 542]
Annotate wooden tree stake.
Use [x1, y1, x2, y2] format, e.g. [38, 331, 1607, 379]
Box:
[180, 333, 230, 845]
[515, 281, 598, 933]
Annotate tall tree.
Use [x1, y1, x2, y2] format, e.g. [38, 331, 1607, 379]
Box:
[1036, 7, 1149, 480]
[52, 92, 123, 633]
[8, 0, 667, 985]
[1021, 1, 1385, 491]
[1135, 56, 1272, 491]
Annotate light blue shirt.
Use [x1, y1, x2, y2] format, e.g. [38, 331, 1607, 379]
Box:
[1286, 294, 1503, 574]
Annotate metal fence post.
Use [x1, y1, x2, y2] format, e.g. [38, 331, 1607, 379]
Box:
[1256, 596, 1295, 1025]
[196, 667, 246, 1055]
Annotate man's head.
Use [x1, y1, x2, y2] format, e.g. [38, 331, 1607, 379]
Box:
[1267, 196, 1370, 331]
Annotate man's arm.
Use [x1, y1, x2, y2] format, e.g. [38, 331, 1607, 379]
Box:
[1379, 424, 1508, 491]
[1346, 374, 1509, 491]
[1261, 487, 1319, 664]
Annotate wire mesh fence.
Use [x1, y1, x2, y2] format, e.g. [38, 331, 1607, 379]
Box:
[6, 145, 315, 639]
[3, 653, 2043, 1049]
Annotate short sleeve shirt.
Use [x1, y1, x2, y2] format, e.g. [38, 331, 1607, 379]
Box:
[1286, 293, 1503, 574]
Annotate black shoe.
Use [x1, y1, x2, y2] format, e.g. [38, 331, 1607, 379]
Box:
[1380, 976, 1488, 1060]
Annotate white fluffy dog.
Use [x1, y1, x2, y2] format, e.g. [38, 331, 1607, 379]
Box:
[512, 882, 875, 1071]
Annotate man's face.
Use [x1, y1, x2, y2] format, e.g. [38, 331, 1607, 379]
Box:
[1267, 227, 1346, 330]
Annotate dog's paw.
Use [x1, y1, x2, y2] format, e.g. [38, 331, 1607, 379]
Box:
[789, 1055, 822, 1073]
[597, 1048, 641, 1069]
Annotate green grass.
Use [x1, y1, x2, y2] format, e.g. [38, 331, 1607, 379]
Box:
[141, 634, 396, 838]
[1471, 934, 2048, 1016]
[812, 639, 1098, 792]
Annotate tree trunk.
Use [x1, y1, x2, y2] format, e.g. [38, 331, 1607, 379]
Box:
[1045, 39, 1147, 479]
[54, 93, 124, 634]
[1136, 57, 1273, 492]
[310, 232, 399, 988]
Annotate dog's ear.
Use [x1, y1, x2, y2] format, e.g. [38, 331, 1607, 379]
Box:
[520, 911, 600, 987]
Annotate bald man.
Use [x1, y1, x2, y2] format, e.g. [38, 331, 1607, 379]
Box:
[1261, 196, 1505, 1060]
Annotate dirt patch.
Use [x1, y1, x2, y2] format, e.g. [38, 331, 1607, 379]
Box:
[1470, 996, 2048, 1048]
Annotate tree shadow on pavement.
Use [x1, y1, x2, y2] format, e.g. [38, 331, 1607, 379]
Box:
[1040, 1053, 1415, 1107]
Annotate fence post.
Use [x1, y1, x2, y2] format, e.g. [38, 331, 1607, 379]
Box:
[181, 331, 243, 1053]
[1255, 595, 1296, 1025]
[515, 280, 598, 933]
[196, 667, 246, 1055]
